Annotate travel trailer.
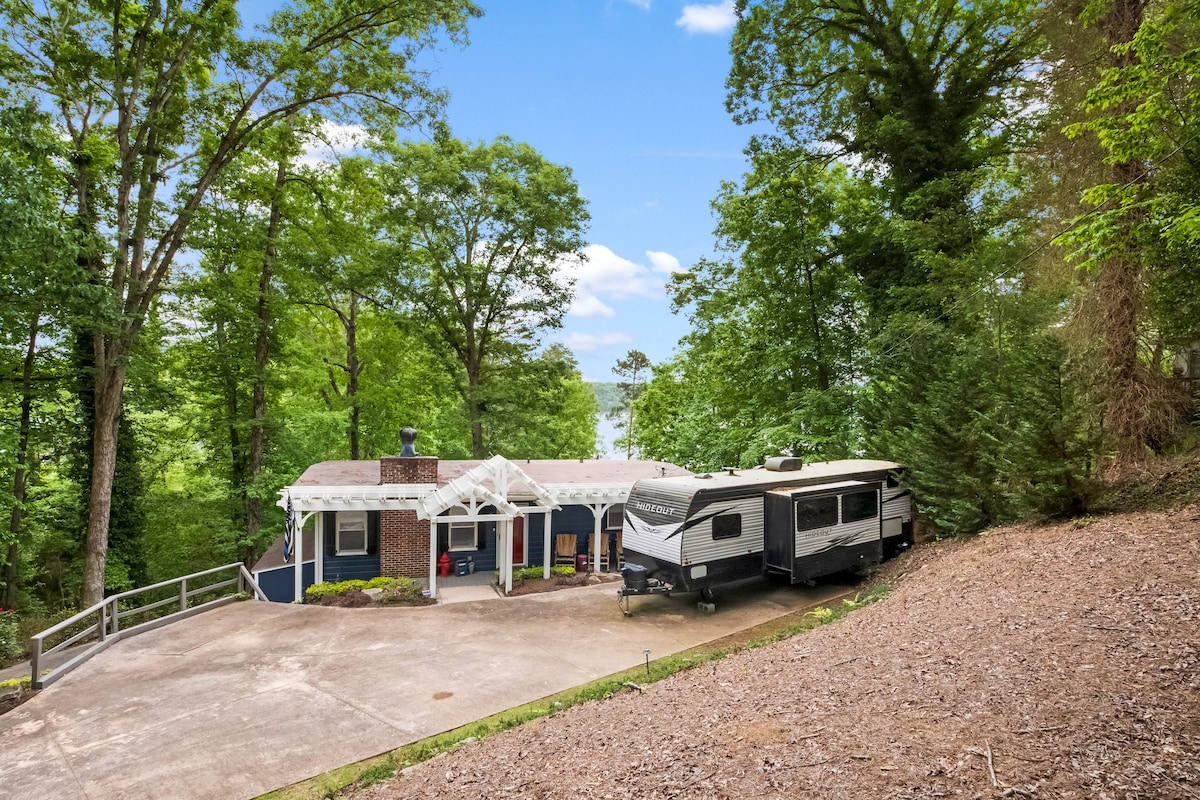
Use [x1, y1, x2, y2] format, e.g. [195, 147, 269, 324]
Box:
[618, 458, 911, 611]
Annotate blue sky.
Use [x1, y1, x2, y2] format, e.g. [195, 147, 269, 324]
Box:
[412, 2, 752, 382]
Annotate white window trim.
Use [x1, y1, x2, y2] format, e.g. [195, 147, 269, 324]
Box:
[336, 511, 368, 556]
[447, 508, 476, 552]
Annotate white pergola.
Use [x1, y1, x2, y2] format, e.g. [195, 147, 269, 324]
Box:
[277, 456, 634, 600]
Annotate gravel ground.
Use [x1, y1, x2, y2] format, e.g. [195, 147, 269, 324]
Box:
[345, 506, 1200, 800]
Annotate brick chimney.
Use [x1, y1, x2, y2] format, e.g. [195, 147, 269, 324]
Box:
[380, 427, 438, 484]
[379, 428, 439, 579]
[379, 456, 438, 484]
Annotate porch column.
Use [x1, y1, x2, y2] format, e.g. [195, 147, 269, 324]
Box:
[591, 506, 604, 573]
[314, 513, 323, 585]
[504, 518, 515, 594]
[428, 519, 438, 599]
[542, 510, 552, 579]
[294, 512, 304, 602]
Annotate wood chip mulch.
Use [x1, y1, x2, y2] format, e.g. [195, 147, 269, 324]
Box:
[348, 507, 1200, 800]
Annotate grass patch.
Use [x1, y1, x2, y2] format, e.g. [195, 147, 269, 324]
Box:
[255, 584, 890, 800]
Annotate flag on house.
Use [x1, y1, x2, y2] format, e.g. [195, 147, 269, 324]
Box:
[283, 493, 296, 563]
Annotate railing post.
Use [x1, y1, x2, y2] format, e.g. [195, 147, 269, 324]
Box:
[180, 577, 188, 612]
[30, 635, 41, 687]
[111, 597, 120, 635]
[99, 602, 107, 642]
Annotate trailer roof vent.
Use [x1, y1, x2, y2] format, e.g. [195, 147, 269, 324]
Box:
[764, 456, 803, 472]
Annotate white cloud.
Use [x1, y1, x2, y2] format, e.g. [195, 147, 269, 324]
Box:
[570, 294, 617, 319]
[624, 0, 652, 8]
[558, 244, 683, 318]
[298, 121, 369, 167]
[646, 250, 684, 274]
[558, 331, 635, 352]
[576, 244, 664, 299]
[676, 2, 737, 34]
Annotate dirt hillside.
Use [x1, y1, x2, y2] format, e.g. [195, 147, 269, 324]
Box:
[350, 507, 1200, 800]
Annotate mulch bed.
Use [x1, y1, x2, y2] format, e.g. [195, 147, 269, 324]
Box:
[350, 505, 1200, 800]
[505, 573, 622, 597]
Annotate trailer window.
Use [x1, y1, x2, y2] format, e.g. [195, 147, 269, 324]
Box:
[796, 497, 838, 531]
[711, 514, 741, 540]
[842, 490, 878, 523]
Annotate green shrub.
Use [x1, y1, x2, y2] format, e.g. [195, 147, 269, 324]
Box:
[376, 577, 429, 605]
[0, 609, 22, 663]
[306, 577, 434, 606]
[510, 565, 576, 582]
[305, 579, 370, 601]
[0, 675, 32, 692]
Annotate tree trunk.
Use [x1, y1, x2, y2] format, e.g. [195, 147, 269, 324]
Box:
[81, 350, 126, 607]
[213, 289, 247, 535]
[346, 292, 361, 460]
[1098, 0, 1149, 462]
[466, 359, 486, 458]
[245, 146, 289, 565]
[3, 315, 39, 610]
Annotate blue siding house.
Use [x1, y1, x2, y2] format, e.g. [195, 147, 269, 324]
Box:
[252, 453, 688, 602]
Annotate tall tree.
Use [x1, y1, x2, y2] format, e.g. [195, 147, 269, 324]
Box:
[610, 349, 650, 459]
[729, 0, 1044, 320]
[381, 135, 590, 458]
[1054, 0, 1200, 460]
[0, 0, 479, 605]
[0, 100, 83, 607]
[287, 155, 392, 460]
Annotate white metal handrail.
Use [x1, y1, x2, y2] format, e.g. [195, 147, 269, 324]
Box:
[29, 562, 267, 689]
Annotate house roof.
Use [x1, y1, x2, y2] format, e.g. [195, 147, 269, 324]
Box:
[278, 455, 693, 521]
[252, 527, 316, 575]
[293, 458, 690, 488]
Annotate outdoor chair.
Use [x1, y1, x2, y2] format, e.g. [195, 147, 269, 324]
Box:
[554, 533, 577, 566]
[596, 530, 623, 571]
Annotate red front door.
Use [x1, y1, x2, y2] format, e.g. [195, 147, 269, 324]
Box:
[513, 516, 525, 565]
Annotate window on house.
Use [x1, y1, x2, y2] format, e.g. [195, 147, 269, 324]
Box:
[796, 496, 838, 531]
[448, 507, 476, 551]
[606, 504, 625, 530]
[842, 490, 878, 523]
[712, 513, 742, 540]
[336, 511, 368, 555]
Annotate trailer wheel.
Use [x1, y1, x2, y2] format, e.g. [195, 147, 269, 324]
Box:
[699, 587, 716, 604]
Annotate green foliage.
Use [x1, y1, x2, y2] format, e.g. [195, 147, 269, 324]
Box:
[375, 577, 428, 605]
[511, 565, 575, 581]
[356, 759, 397, 788]
[0, 608, 21, 662]
[0, 675, 32, 692]
[481, 345, 599, 459]
[304, 577, 395, 602]
[380, 135, 591, 458]
[610, 349, 651, 458]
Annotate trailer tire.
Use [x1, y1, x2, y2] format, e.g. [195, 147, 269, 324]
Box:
[699, 587, 716, 604]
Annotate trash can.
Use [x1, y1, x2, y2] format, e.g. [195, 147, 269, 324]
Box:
[455, 559, 469, 576]
[575, 553, 589, 574]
